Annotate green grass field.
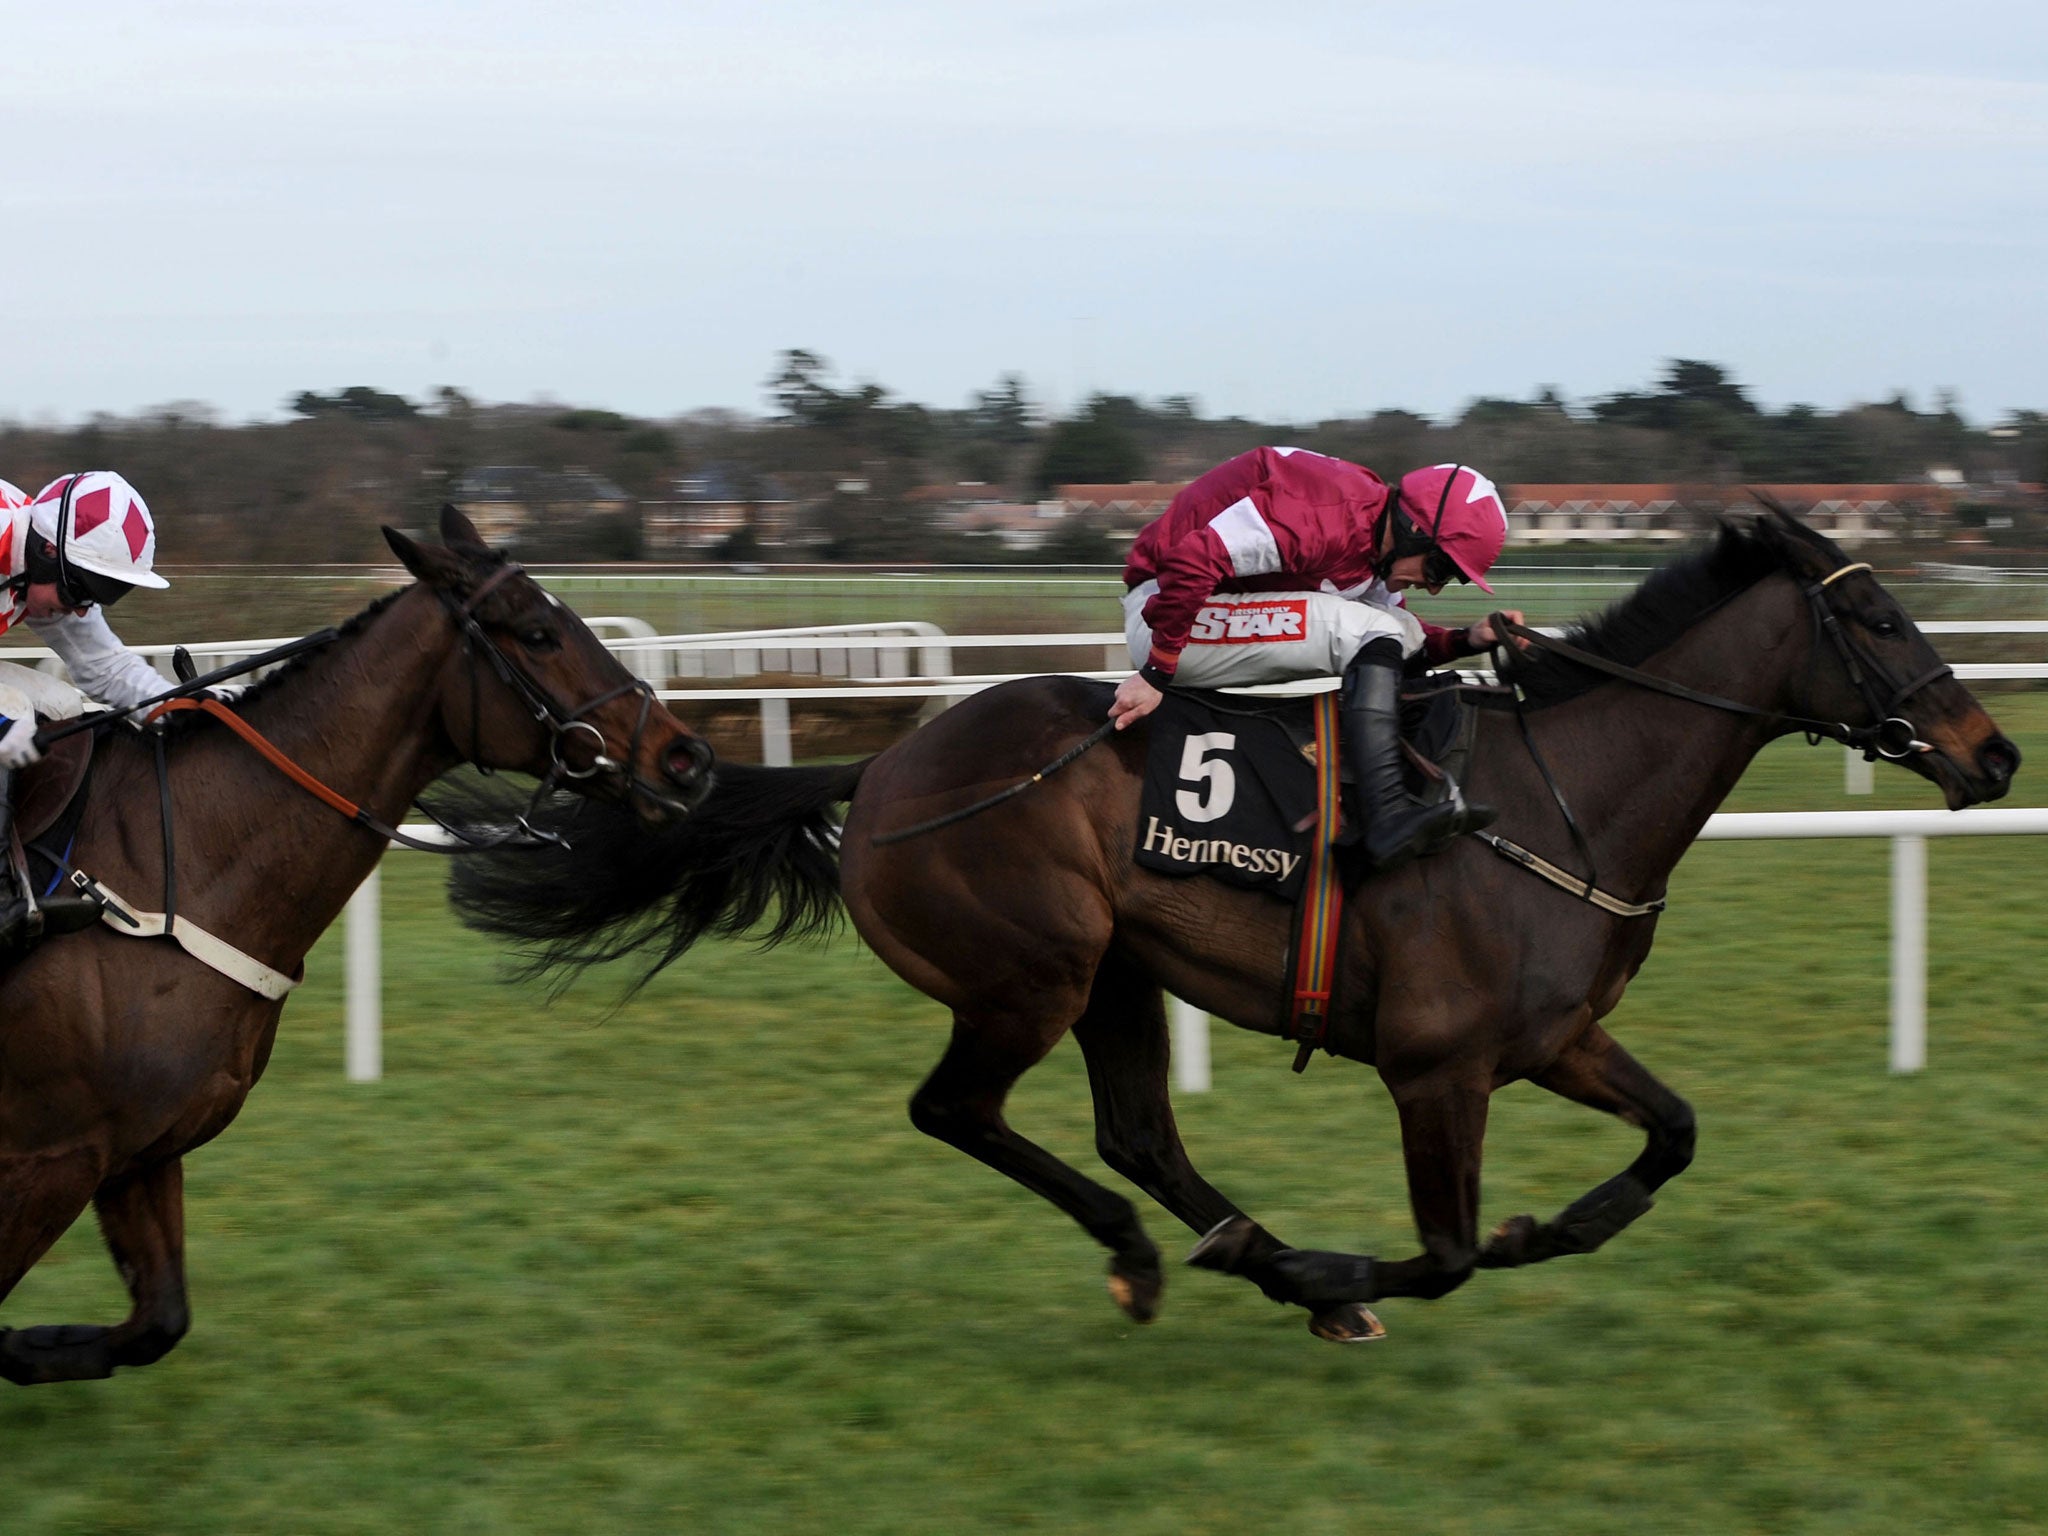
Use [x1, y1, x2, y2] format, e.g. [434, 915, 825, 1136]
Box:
[3, 700, 2046, 1535]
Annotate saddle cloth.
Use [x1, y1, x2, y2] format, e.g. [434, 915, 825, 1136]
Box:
[1133, 677, 1477, 901]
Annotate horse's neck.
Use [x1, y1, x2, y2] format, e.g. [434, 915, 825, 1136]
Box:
[157, 586, 459, 963]
[235, 588, 460, 823]
[1505, 579, 1807, 897]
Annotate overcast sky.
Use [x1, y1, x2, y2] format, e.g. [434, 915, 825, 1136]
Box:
[5, 1, 2043, 427]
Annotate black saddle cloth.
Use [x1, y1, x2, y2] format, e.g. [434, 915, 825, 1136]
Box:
[1133, 677, 1476, 901]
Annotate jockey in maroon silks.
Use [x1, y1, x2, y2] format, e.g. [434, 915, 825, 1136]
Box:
[1109, 447, 1523, 872]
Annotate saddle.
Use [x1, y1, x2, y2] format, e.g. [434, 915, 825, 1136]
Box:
[17, 731, 95, 847]
[1134, 675, 1492, 1065]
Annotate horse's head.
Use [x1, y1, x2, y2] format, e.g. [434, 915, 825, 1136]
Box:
[382, 505, 715, 819]
[1754, 501, 2019, 809]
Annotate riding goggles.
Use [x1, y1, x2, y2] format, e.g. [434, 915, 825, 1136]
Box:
[56, 563, 137, 610]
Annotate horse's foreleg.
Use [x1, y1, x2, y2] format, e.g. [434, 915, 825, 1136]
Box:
[910, 1011, 1164, 1322]
[1336, 1072, 1491, 1304]
[1071, 955, 1292, 1320]
[1187, 1069, 1491, 1340]
[1479, 1023, 1696, 1269]
[0, 1157, 190, 1384]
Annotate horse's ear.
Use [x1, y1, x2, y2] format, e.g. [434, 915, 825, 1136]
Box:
[1748, 487, 1798, 525]
[1745, 492, 1835, 576]
[439, 503, 492, 553]
[383, 524, 467, 586]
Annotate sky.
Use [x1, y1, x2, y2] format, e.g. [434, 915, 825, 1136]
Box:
[4, 1, 2045, 427]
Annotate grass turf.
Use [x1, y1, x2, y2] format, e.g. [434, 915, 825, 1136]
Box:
[3, 698, 2045, 1535]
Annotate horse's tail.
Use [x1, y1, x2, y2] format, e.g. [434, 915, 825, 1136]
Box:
[441, 758, 869, 991]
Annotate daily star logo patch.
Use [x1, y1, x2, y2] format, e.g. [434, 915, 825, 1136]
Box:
[1188, 599, 1308, 644]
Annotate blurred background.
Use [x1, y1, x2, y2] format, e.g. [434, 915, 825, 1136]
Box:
[3, 3, 2045, 1533]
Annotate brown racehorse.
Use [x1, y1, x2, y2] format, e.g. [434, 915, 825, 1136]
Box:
[0, 507, 713, 1384]
[448, 509, 2018, 1341]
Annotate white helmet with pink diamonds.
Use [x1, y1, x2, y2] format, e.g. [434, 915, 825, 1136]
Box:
[28, 472, 170, 602]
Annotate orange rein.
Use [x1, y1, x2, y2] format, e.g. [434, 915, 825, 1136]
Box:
[147, 697, 363, 820]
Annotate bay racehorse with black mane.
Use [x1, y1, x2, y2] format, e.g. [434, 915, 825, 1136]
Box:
[447, 506, 2017, 1341]
[0, 507, 714, 1383]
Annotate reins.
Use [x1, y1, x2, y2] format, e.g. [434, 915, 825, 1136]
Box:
[870, 719, 1117, 846]
[146, 696, 502, 853]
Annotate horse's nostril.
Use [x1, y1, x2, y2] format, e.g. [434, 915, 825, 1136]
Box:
[665, 736, 715, 786]
[1980, 737, 2021, 782]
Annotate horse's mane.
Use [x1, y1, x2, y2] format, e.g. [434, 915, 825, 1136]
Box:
[1508, 516, 1835, 708]
[154, 584, 413, 740]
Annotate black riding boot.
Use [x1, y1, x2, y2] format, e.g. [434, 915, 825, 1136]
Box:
[1340, 639, 1494, 874]
[0, 767, 101, 956]
[0, 768, 34, 954]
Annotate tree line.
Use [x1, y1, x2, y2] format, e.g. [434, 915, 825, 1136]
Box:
[2, 357, 2041, 567]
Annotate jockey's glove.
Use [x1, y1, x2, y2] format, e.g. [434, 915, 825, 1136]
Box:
[203, 684, 248, 706]
[0, 714, 42, 769]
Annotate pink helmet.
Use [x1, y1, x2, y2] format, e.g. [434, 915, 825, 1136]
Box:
[1396, 464, 1509, 594]
[29, 472, 170, 592]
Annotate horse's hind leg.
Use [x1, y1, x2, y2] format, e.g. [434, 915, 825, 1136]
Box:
[1479, 1023, 1697, 1270]
[910, 1009, 1164, 1322]
[1071, 952, 1296, 1315]
[0, 1158, 190, 1384]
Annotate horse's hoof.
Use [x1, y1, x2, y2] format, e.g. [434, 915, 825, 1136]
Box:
[1478, 1214, 1539, 1268]
[1106, 1257, 1163, 1323]
[1308, 1304, 1386, 1343]
[1186, 1215, 1259, 1274]
[0, 1324, 116, 1385]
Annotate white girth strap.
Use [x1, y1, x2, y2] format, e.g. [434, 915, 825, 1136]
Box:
[88, 879, 303, 1000]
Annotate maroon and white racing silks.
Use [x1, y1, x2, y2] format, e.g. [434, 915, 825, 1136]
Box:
[1122, 447, 1502, 682]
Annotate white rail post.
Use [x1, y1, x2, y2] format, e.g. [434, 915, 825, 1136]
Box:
[1169, 996, 1211, 1093]
[760, 696, 793, 767]
[345, 868, 382, 1082]
[1845, 746, 1874, 795]
[1890, 834, 1927, 1073]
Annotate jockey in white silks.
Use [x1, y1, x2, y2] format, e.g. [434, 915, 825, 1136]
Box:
[0, 472, 173, 948]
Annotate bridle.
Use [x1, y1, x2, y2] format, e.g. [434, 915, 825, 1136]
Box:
[1798, 562, 1954, 760]
[442, 561, 687, 816]
[136, 561, 697, 864]
[1479, 557, 1955, 917]
[1495, 560, 1952, 762]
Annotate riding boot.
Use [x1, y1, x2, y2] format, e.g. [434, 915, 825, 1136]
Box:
[1340, 639, 1495, 874]
[0, 768, 36, 955]
[0, 767, 102, 956]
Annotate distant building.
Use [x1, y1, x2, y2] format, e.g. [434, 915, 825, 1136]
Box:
[640, 467, 794, 556]
[1503, 484, 1965, 543]
[454, 466, 631, 547]
[915, 483, 1065, 550]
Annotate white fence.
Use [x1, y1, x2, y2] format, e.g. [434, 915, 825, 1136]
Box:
[0, 620, 2034, 1086]
[344, 805, 2046, 1087]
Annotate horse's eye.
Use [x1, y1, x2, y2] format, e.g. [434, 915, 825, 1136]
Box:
[518, 626, 558, 651]
[1869, 617, 1901, 639]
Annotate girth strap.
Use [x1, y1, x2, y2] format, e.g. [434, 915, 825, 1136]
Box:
[1474, 833, 1665, 919]
[78, 872, 303, 999]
